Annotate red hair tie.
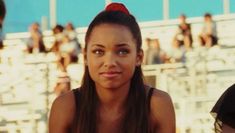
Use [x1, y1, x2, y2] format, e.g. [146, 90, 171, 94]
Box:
[105, 3, 130, 15]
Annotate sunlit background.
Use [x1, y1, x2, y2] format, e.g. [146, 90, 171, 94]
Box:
[1, 0, 235, 133]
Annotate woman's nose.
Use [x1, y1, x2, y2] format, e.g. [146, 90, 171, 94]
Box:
[103, 52, 117, 68]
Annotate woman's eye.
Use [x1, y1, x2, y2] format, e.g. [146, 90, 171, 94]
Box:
[92, 49, 104, 55]
[117, 49, 129, 55]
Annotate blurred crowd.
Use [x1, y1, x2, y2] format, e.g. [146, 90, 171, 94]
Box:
[0, 13, 219, 66]
[0, 13, 223, 96]
[26, 22, 81, 71]
[144, 13, 219, 65]
[21, 22, 82, 96]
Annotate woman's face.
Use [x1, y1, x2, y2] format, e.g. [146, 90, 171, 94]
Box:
[85, 23, 143, 90]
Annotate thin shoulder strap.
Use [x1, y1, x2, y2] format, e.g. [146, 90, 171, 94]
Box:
[147, 87, 154, 111]
[148, 87, 154, 101]
[147, 87, 155, 133]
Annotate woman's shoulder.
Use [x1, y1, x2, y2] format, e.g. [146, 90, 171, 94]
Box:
[149, 88, 176, 132]
[51, 90, 76, 108]
[150, 88, 173, 113]
[49, 90, 77, 132]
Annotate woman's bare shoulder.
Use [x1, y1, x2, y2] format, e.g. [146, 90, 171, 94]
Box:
[49, 90, 76, 133]
[150, 88, 174, 116]
[51, 90, 76, 112]
[150, 88, 176, 133]
[151, 88, 171, 100]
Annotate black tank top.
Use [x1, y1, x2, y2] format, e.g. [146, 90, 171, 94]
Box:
[71, 87, 155, 132]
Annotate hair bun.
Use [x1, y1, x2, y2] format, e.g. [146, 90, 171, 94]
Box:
[105, 3, 130, 15]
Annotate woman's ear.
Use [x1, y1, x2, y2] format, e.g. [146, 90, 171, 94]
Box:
[136, 49, 144, 66]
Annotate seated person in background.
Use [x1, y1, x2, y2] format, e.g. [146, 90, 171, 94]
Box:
[58, 35, 79, 71]
[211, 84, 235, 133]
[145, 38, 166, 64]
[64, 23, 77, 42]
[167, 40, 185, 63]
[50, 24, 64, 53]
[64, 23, 77, 40]
[173, 14, 193, 50]
[199, 13, 218, 48]
[27, 23, 46, 53]
[64, 23, 82, 56]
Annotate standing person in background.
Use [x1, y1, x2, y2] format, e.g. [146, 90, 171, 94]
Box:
[173, 14, 193, 49]
[211, 84, 235, 133]
[49, 2, 175, 133]
[199, 13, 218, 48]
[0, 0, 6, 49]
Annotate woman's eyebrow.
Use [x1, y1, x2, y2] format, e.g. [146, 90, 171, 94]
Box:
[91, 44, 105, 48]
[115, 43, 130, 47]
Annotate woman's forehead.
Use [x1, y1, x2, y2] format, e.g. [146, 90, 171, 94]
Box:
[87, 23, 135, 46]
[91, 23, 131, 34]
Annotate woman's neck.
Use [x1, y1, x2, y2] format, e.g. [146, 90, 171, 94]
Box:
[95, 83, 130, 113]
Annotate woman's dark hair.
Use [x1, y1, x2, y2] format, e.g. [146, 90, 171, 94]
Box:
[0, 0, 6, 20]
[73, 9, 152, 133]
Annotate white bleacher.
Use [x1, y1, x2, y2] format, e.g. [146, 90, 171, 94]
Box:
[143, 62, 235, 133]
[0, 53, 59, 133]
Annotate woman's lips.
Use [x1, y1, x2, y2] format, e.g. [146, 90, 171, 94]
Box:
[99, 71, 121, 78]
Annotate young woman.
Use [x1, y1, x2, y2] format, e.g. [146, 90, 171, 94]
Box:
[49, 3, 175, 133]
